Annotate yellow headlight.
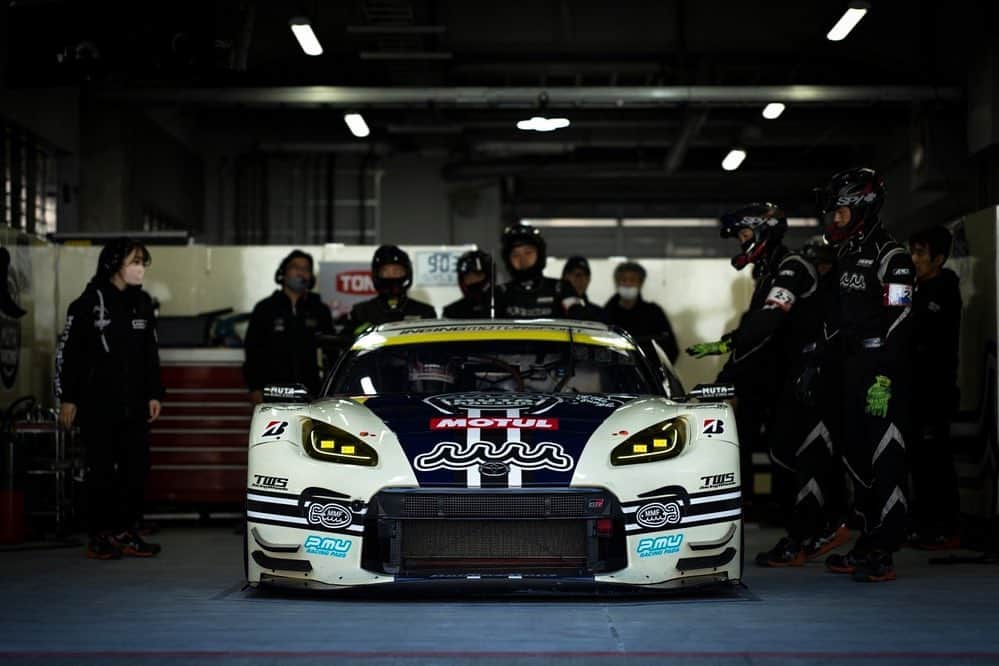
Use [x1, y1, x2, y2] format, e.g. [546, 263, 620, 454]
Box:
[611, 418, 687, 466]
[302, 420, 378, 466]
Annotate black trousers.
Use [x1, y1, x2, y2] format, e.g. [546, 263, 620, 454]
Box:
[834, 354, 910, 553]
[909, 391, 960, 535]
[769, 375, 846, 542]
[80, 416, 150, 537]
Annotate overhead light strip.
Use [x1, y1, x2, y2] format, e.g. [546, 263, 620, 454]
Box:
[826, 1, 869, 41]
[289, 17, 323, 56]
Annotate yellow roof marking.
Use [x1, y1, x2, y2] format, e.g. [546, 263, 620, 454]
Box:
[352, 329, 633, 351]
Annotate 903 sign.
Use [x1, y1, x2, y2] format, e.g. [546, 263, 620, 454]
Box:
[414, 251, 465, 286]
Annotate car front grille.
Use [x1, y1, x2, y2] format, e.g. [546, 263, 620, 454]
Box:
[361, 488, 627, 577]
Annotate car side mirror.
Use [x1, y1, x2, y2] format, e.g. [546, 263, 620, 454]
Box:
[685, 383, 736, 401]
[262, 384, 312, 403]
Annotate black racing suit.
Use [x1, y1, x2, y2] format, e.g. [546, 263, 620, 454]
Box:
[244, 290, 335, 396]
[909, 268, 962, 537]
[55, 281, 164, 537]
[345, 295, 436, 332]
[495, 276, 587, 319]
[604, 295, 679, 364]
[825, 225, 915, 553]
[717, 248, 789, 501]
[727, 248, 844, 541]
[442, 295, 492, 319]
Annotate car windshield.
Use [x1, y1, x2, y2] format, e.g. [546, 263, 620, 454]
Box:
[328, 337, 659, 397]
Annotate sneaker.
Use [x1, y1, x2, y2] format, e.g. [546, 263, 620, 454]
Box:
[909, 533, 961, 551]
[852, 550, 897, 582]
[754, 537, 806, 567]
[803, 523, 851, 560]
[826, 548, 864, 574]
[86, 535, 122, 560]
[111, 530, 161, 557]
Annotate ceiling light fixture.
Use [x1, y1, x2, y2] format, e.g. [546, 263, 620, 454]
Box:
[344, 113, 370, 138]
[289, 17, 323, 56]
[516, 116, 571, 132]
[762, 102, 786, 120]
[826, 1, 870, 42]
[721, 149, 747, 171]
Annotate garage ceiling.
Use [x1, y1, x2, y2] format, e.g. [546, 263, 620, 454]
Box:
[6, 0, 977, 215]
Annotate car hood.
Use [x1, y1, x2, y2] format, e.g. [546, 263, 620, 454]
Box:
[361, 392, 636, 487]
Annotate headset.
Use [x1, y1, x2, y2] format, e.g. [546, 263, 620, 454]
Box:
[274, 250, 317, 290]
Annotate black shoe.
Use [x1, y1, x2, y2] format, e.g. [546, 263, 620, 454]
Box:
[803, 523, 851, 560]
[826, 548, 865, 574]
[86, 535, 122, 560]
[755, 537, 806, 567]
[111, 530, 161, 557]
[852, 550, 896, 582]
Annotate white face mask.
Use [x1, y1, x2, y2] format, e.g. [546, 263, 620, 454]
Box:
[123, 264, 145, 286]
[617, 285, 639, 301]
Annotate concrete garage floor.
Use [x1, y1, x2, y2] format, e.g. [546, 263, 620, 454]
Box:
[1, 525, 998, 666]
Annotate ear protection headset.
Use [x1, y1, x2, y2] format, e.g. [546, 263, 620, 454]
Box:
[275, 250, 317, 290]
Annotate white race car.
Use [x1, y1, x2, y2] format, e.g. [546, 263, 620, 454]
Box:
[245, 319, 742, 591]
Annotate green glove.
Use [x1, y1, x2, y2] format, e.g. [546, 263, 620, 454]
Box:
[685, 339, 731, 359]
[865, 375, 892, 417]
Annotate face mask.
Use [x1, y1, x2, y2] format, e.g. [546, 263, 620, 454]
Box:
[376, 277, 407, 299]
[286, 275, 310, 293]
[123, 264, 145, 286]
[463, 279, 490, 302]
[617, 286, 639, 301]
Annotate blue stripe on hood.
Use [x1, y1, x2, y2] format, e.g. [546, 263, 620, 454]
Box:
[362, 392, 633, 487]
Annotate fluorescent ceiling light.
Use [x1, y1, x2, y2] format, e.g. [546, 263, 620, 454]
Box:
[788, 218, 820, 227]
[516, 116, 571, 132]
[826, 2, 869, 41]
[721, 149, 747, 171]
[522, 218, 617, 228]
[344, 113, 370, 138]
[762, 102, 786, 120]
[289, 17, 323, 56]
[622, 219, 718, 228]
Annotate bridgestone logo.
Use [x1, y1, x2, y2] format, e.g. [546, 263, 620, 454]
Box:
[430, 417, 559, 430]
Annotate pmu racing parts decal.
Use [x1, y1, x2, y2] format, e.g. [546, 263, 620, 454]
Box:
[303, 535, 353, 558]
[636, 534, 684, 558]
[246, 487, 365, 537]
[622, 486, 741, 535]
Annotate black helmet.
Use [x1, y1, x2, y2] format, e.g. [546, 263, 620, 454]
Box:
[371, 244, 413, 301]
[456, 250, 493, 298]
[501, 223, 546, 281]
[719, 202, 787, 271]
[815, 167, 885, 245]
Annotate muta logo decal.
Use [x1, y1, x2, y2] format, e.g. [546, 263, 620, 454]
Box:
[303, 535, 352, 558]
[430, 417, 559, 430]
[840, 273, 867, 291]
[414, 440, 574, 472]
[702, 419, 724, 435]
[636, 534, 684, 558]
[262, 420, 289, 438]
[306, 503, 352, 529]
[636, 501, 682, 529]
